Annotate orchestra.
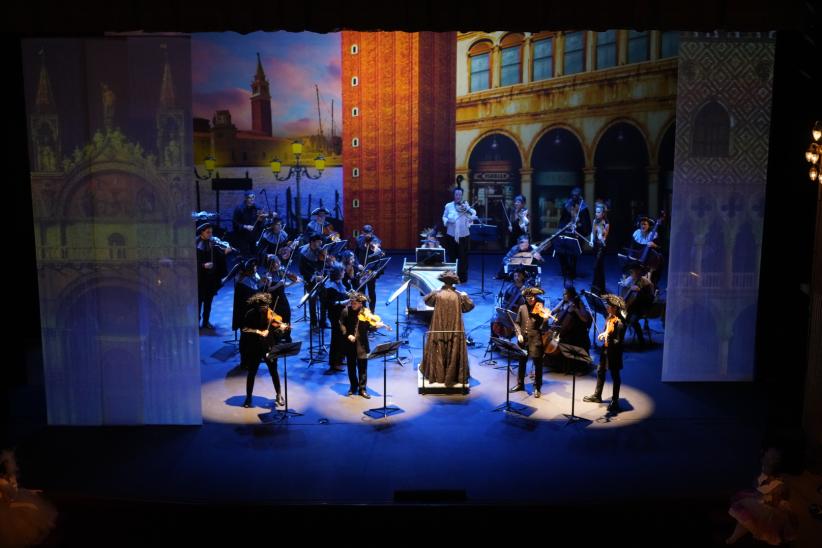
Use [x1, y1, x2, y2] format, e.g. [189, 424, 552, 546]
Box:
[196, 183, 667, 412]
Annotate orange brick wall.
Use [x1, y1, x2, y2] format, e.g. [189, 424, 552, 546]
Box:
[342, 31, 456, 249]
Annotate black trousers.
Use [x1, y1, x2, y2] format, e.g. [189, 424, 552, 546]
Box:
[593, 352, 621, 401]
[625, 309, 646, 344]
[455, 236, 471, 282]
[517, 355, 544, 389]
[241, 333, 281, 398]
[592, 244, 606, 293]
[559, 253, 577, 280]
[365, 278, 377, 313]
[198, 292, 214, 326]
[345, 350, 368, 392]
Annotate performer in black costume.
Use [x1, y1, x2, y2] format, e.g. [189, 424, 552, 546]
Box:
[510, 287, 547, 398]
[232, 191, 262, 256]
[557, 187, 591, 280]
[231, 258, 261, 335]
[354, 224, 385, 312]
[324, 263, 349, 372]
[196, 223, 230, 330]
[339, 292, 375, 398]
[298, 233, 328, 328]
[583, 294, 626, 414]
[241, 292, 288, 409]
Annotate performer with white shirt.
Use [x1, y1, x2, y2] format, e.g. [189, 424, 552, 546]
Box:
[442, 187, 477, 283]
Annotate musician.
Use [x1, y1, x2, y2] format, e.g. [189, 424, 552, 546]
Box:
[503, 235, 544, 267]
[442, 187, 477, 283]
[583, 294, 626, 414]
[629, 216, 664, 285]
[508, 194, 530, 246]
[492, 268, 529, 339]
[241, 292, 287, 409]
[338, 292, 374, 398]
[306, 207, 336, 244]
[339, 250, 362, 291]
[548, 285, 593, 353]
[420, 270, 475, 387]
[618, 262, 655, 347]
[263, 255, 294, 342]
[324, 263, 349, 373]
[232, 191, 262, 256]
[355, 224, 385, 312]
[590, 201, 610, 294]
[557, 187, 591, 280]
[419, 227, 445, 250]
[231, 258, 261, 335]
[298, 233, 328, 329]
[510, 287, 547, 398]
[196, 222, 230, 330]
[257, 216, 289, 262]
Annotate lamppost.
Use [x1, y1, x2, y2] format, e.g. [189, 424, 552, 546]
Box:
[270, 141, 325, 232]
[805, 121, 821, 183]
[193, 154, 217, 211]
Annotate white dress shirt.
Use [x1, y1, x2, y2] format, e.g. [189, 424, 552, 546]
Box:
[443, 201, 477, 240]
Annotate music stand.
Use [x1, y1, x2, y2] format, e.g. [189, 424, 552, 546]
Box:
[298, 281, 328, 366]
[415, 247, 445, 265]
[490, 337, 529, 415]
[553, 236, 582, 286]
[469, 224, 498, 298]
[363, 340, 406, 419]
[553, 342, 593, 425]
[386, 279, 412, 366]
[266, 341, 303, 420]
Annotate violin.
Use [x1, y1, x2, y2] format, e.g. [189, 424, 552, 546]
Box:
[266, 307, 290, 332]
[323, 222, 341, 242]
[210, 235, 238, 253]
[356, 308, 393, 331]
[531, 301, 556, 321]
[277, 239, 299, 261]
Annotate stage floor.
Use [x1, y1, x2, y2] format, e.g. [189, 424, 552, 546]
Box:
[9, 254, 775, 516]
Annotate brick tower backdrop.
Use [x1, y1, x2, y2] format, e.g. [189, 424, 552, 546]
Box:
[341, 32, 456, 249]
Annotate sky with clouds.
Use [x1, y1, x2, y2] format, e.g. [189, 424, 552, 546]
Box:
[192, 32, 341, 138]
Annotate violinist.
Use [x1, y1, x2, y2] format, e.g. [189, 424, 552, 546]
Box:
[306, 207, 338, 244]
[232, 191, 263, 256]
[257, 216, 289, 262]
[338, 291, 377, 398]
[196, 222, 230, 330]
[510, 287, 548, 397]
[324, 263, 349, 372]
[339, 250, 362, 291]
[241, 292, 288, 409]
[263, 255, 295, 341]
[231, 258, 262, 337]
[618, 262, 654, 348]
[558, 187, 591, 280]
[355, 224, 385, 312]
[298, 233, 328, 329]
[442, 187, 477, 283]
[590, 201, 610, 294]
[583, 294, 626, 414]
[508, 194, 530, 246]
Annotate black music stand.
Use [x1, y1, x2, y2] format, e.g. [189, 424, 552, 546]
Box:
[298, 282, 328, 366]
[266, 341, 303, 420]
[415, 247, 445, 265]
[469, 223, 498, 298]
[554, 236, 582, 286]
[490, 337, 529, 415]
[582, 290, 608, 349]
[553, 343, 593, 426]
[364, 340, 406, 419]
[386, 279, 412, 366]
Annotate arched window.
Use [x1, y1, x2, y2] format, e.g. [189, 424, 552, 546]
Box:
[628, 30, 650, 63]
[468, 41, 492, 92]
[563, 31, 586, 75]
[693, 101, 731, 157]
[108, 233, 126, 260]
[596, 30, 617, 69]
[531, 33, 554, 81]
[499, 33, 524, 86]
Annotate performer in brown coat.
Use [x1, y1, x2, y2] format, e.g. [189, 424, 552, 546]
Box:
[420, 270, 475, 387]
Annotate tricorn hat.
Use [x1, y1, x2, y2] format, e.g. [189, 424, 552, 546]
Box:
[438, 270, 461, 285]
[347, 291, 368, 303]
[361, 224, 374, 234]
[312, 207, 330, 216]
[602, 294, 626, 310]
[307, 232, 324, 243]
[196, 222, 212, 234]
[521, 286, 545, 297]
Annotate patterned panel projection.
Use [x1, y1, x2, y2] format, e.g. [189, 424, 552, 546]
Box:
[22, 37, 201, 424]
[662, 33, 774, 381]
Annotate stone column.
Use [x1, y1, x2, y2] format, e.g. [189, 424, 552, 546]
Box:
[804, 183, 822, 469]
[650, 31, 661, 61]
[617, 30, 628, 66]
[519, 168, 534, 210]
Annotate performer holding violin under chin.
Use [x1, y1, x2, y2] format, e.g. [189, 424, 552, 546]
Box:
[354, 224, 385, 312]
[510, 287, 549, 398]
[507, 194, 530, 247]
[196, 222, 232, 330]
[306, 207, 339, 244]
[339, 292, 391, 399]
[299, 233, 328, 329]
[232, 191, 266, 256]
[241, 292, 289, 409]
[442, 187, 477, 283]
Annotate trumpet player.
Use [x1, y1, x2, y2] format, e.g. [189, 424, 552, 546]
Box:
[442, 187, 477, 283]
[355, 224, 385, 312]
